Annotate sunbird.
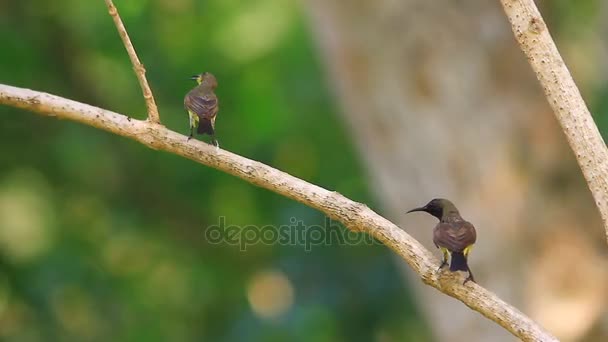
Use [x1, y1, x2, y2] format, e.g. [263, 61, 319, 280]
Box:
[184, 72, 219, 146]
[407, 198, 477, 284]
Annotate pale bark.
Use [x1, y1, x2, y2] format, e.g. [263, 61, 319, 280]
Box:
[0, 83, 556, 342]
[499, 0, 608, 242]
[104, 0, 160, 124]
[303, 0, 607, 341]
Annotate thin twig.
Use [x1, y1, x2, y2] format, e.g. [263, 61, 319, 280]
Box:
[104, 0, 161, 124]
[0, 84, 557, 342]
[499, 0, 608, 242]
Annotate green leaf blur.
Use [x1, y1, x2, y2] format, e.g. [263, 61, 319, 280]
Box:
[0, 0, 430, 341]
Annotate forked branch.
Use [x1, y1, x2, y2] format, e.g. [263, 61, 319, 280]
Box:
[0, 84, 556, 341]
[0, 1, 572, 340]
[104, 0, 161, 124]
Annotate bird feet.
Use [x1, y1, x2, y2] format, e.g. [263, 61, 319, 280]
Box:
[211, 138, 219, 149]
[437, 260, 448, 271]
[463, 271, 475, 285]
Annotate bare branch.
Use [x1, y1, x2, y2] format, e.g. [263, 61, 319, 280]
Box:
[104, 0, 161, 124]
[0, 84, 557, 342]
[499, 0, 608, 242]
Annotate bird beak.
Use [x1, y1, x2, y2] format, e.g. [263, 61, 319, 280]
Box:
[190, 75, 199, 80]
[406, 206, 426, 214]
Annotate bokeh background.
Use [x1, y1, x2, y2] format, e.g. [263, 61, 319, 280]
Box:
[1, 0, 607, 341]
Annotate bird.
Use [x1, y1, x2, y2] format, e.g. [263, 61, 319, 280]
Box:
[184, 72, 219, 147]
[406, 198, 477, 284]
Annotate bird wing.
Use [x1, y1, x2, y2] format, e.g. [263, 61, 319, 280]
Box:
[184, 91, 218, 120]
[433, 221, 476, 252]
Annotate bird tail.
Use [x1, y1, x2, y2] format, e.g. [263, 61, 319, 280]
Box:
[450, 252, 469, 272]
[197, 119, 214, 135]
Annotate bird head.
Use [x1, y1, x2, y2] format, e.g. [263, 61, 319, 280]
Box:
[406, 198, 457, 220]
[190, 72, 218, 88]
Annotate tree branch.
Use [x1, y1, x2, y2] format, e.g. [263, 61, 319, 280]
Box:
[0, 84, 556, 341]
[104, 0, 161, 124]
[499, 0, 608, 242]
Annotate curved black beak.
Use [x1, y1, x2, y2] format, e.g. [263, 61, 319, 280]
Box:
[406, 206, 427, 214]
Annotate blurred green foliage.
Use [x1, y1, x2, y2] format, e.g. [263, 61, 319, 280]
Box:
[543, 0, 608, 136]
[0, 0, 429, 341]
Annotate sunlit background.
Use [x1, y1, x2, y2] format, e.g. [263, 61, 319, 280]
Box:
[0, 0, 427, 340]
[1, 0, 608, 341]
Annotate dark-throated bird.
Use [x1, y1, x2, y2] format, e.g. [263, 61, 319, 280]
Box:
[407, 198, 477, 284]
[184, 72, 219, 147]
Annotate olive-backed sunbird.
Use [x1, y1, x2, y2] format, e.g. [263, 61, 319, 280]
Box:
[407, 198, 477, 284]
[184, 72, 219, 146]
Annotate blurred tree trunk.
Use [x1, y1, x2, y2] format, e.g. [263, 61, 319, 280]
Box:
[304, 0, 607, 341]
